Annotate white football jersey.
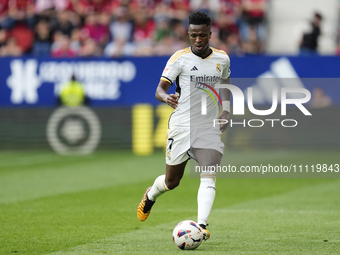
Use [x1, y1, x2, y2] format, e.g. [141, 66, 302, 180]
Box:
[161, 47, 231, 128]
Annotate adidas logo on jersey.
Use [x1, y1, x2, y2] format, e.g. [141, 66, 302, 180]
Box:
[191, 66, 198, 71]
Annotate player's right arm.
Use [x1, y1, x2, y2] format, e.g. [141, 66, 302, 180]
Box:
[155, 80, 179, 109]
[155, 49, 184, 109]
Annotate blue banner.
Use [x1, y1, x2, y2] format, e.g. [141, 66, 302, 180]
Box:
[0, 55, 339, 107]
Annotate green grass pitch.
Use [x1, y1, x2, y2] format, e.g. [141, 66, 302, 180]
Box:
[0, 150, 339, 254]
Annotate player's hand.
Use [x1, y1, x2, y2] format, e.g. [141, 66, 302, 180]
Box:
[166, 94, 179, 109]
[218, 111, 230, 133]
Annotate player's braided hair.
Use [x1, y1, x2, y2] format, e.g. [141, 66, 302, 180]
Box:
[188, 11, 211, 27]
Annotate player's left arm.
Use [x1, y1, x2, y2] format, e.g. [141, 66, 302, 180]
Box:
[218, 77, 231, 133]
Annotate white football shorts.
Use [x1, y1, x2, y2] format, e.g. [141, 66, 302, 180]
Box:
[165, 126, 224, 165]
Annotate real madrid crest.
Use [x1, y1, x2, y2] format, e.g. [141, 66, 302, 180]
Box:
[216, 63, 221, 73]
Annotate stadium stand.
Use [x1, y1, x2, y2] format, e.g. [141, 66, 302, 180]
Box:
[1, 0, 339, 57]
[0, 0, 270, 57]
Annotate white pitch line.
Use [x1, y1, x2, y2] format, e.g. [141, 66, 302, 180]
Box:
[213, 208, 340, 214]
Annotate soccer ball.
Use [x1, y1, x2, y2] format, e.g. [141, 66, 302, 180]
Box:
[172, 220, 203, 250]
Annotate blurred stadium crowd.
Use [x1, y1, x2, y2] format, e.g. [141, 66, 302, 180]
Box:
[0, 0, 268, 57]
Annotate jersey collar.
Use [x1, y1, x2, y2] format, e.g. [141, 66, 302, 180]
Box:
[190, 46, 213, 59]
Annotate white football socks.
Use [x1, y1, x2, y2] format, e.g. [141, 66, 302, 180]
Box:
[147, 173, 216, 226]
[147, 174, 169, 201]
[197, 175, 216, 226]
